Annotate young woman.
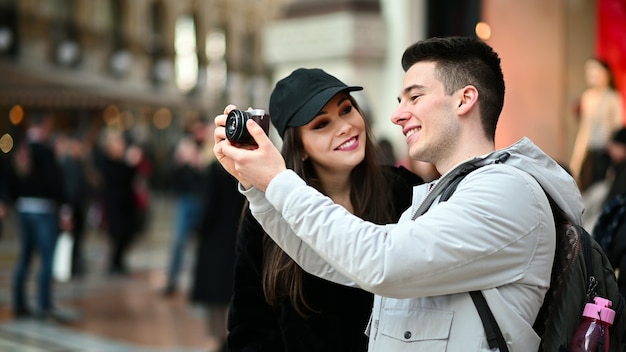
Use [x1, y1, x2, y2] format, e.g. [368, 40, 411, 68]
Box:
[225, 68, 423, 352]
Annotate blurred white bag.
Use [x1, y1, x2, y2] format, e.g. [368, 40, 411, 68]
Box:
[53, 231, 73, 282]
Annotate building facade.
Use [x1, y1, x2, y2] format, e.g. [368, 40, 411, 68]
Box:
[0, 0, 620, 180]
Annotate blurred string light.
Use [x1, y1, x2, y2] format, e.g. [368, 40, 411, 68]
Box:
[56, 40, 80, 67]
[9, 104, 24, 125]
[153, 108, 172, 130]
[110, 49, 133, 77]
[475, 21, 492, 40]
[0, 133, 13, 153]
[103, 104, 121, 126]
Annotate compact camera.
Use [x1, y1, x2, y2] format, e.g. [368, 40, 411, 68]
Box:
[225, 109, 270, 146]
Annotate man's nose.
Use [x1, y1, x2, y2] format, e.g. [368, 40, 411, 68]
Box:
[391, 106, 410, 126]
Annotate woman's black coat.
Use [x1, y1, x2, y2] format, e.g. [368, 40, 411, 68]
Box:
[190, 160, 247, 304]
[226, 166, 422, 352]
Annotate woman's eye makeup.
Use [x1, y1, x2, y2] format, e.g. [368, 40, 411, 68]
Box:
[312, 121, 329, 129]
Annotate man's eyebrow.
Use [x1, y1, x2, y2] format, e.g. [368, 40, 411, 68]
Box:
[397, 84, 425, 102]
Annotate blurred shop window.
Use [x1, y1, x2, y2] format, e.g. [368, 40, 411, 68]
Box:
[175, 15, 198, 92]
[204, 30, 227, 103]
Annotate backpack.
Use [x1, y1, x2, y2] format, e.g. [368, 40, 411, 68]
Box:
[412, 152, 626, 352]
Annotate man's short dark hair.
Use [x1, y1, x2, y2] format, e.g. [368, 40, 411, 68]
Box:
[401, 36, 505, 140]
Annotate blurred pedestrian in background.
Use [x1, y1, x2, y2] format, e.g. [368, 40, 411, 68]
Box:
[162, 118, 209, 296]
[0, 155, 7, 239]
[5, 110, 72, 320]
[94, 128, 142, 276]
[591, 128, 626, 298]
[570, 57, 624, 191]
[190, 158, 246, 352]
[132, 141, 153, 238]
[57, 134, 92, 278]
[583, 127, 626, 230]
[603, 127, 626, 205]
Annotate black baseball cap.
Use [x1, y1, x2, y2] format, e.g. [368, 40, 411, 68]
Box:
[269, 68, 363, 138]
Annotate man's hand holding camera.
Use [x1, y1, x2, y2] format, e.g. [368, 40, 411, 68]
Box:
[214, 105, 286, 192]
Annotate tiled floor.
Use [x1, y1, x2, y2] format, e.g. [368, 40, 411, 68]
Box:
[0, 194, 211, 352]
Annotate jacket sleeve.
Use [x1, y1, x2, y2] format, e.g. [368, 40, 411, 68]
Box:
[227, 208, 283, 351]
[243, 185, 357, 287]
[255, 166, 554, 299]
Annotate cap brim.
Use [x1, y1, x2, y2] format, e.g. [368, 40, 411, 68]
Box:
[288, 86, 363, 128]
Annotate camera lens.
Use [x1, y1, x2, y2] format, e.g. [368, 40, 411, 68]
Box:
[226, 110, 253, 145]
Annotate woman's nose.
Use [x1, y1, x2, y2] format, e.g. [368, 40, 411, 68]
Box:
[336, 121, 352, 136]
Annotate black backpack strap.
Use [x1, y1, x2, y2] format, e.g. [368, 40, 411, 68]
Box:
[411, 151, 510, 220]
[470, 291, 510, 351]
[579, 225, 599, 301]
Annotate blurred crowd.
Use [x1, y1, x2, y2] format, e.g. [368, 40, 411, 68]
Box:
[0, 109, 244, 349]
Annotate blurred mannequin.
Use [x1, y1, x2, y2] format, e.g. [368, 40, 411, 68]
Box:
[570, 57, 623, 191]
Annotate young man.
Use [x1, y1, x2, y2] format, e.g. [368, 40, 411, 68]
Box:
[213, 37, 583, 351]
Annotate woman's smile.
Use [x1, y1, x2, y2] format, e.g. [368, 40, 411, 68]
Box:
[336, 136, 359, 151]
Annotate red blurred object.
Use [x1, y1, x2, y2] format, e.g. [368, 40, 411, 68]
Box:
[597, 0, 626, 124]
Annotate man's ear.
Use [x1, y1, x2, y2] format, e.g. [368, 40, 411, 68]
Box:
[457, 85, 479, 115]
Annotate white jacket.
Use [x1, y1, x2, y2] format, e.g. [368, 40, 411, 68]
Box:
[242, 137, 583, 351]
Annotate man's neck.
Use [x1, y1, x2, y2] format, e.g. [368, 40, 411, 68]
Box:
[436, 139, 495, 176]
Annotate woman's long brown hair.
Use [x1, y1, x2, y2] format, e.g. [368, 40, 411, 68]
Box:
[261, 96, 397, 316]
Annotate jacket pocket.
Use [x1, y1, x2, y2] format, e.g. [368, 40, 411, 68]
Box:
[378, 308, 453, 349]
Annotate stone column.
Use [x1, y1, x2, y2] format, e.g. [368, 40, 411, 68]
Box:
[17, 0, 52, 65]
[224, 0, 247, 107]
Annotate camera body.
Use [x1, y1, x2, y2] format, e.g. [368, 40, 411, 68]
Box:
[225, 109, 270, 146]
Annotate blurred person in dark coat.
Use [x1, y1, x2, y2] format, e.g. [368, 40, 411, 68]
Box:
[5, 111, 72, 319]
[57, 134, 92, 277]
[0, 155, 7, 238]
[603, 127, 626, 202]
[94, 128, 142, 276]
[190, 160, 246, 352]
[592, 127, 626, 296]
